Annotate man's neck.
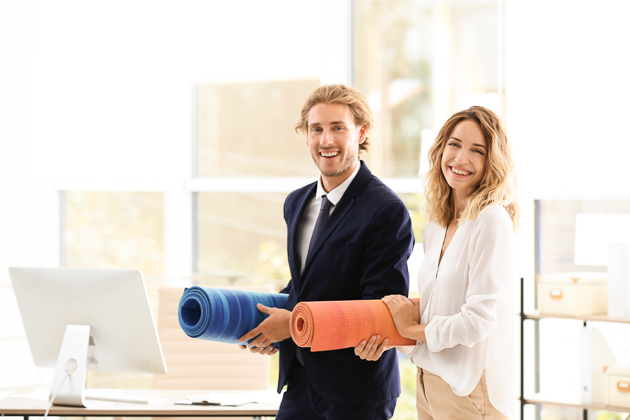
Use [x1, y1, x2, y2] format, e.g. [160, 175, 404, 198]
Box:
[320, 161, 360, 193]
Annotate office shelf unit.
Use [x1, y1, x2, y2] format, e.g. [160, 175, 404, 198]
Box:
[519, 278, 630, 420]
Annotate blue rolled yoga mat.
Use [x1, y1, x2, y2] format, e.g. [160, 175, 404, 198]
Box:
[178, 286, 289, 345]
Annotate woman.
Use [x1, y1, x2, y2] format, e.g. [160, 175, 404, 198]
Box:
[383, 106, 519, 419]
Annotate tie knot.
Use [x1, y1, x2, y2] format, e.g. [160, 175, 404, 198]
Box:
[320, 196, 332, 212]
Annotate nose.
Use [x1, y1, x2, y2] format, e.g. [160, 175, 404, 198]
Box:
[454, 148, 469, 164]
[322, 129, 334, 145]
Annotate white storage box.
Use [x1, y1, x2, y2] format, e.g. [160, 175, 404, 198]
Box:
[606, 366, 630, 408]
[536, 272, 607, 316]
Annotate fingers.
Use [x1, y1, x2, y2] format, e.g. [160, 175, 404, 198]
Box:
[240, 343, 278, 356]
[256, 303, 271, 314]
[354, 338, 368, 356]
[372, 337, 389, 360]
[355, 335, 389, 361]
[382, 294, 407, 305]
[237, 327, 260, 344]
[258, 345, 279, 356]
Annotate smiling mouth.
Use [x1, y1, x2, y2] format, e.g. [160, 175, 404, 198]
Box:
[450, 166, 472, 176]
[320, 151, 340, 158]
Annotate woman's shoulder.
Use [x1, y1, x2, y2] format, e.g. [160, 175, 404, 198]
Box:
[474, 205, 513, 232]
[478, 204, 510, 219]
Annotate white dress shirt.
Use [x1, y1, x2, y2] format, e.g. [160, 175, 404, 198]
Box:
[410, 205, 515, 418]
[296, 163, 361, 274]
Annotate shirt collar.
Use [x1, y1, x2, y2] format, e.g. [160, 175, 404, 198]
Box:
[316, 161, 361, 206]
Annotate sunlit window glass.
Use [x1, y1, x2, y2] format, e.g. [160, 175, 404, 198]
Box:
[353, 0, 502, 178]
[195, 79, 321, 178]
[62, 191, 164, 276]
[195, 192, 289, 292]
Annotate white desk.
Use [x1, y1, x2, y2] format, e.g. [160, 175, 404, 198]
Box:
[0, 389, 279, 419]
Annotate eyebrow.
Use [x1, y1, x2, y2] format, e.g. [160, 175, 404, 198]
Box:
[449, 136, 487, 150]
[310, 121, 346, 125]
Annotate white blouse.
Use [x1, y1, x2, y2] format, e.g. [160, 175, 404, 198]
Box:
[410, 205, 515, 418]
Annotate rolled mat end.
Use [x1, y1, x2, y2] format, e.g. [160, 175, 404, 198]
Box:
[178, 286, 289, 345]
[290, 299, 417, 352]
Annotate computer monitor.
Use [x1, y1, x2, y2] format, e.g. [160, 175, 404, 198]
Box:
[8, 267, 167, 407]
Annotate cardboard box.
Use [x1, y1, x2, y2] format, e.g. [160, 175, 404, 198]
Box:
[606, 366, 630, 408]
[536, 272, 607, 316]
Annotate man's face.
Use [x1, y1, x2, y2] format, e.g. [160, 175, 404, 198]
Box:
[306, 102, 366, 192]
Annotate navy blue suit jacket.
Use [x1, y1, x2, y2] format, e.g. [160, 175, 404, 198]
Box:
[278, 161, 415, 403]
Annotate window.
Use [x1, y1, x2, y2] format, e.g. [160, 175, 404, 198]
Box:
[192, 79, 322, 290]
[62, 191, 164, 275]
[195, 191, 290, 291]
[195, 79, 320, 178]
[353, 0, 503, 178]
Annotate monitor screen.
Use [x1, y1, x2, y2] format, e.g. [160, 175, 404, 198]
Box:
[9, 267, 167, 406]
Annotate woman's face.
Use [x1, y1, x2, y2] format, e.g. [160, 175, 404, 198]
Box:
[441, 119, 487, 199]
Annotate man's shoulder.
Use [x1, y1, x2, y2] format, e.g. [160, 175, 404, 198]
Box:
[285, 181, 316, 212]
[287, 181, 316, 199]
[360, 174, 404, 205]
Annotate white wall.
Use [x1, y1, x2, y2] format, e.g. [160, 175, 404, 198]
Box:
[0, 0, 350, 389]
[507, 0, 630, 201]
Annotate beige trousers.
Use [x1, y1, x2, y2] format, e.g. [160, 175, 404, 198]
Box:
[416, 368, 509, 420]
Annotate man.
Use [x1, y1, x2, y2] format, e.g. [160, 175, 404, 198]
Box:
[238, 84, 415, 419]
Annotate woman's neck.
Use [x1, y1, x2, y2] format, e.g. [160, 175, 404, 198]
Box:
[452, 193, 467, 222]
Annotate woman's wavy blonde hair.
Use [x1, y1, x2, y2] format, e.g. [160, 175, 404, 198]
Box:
[424, 106, 519, 231]
[294, 84, 374, 154]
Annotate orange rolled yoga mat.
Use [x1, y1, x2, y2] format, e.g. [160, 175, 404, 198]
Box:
[290, 299, 418, 352]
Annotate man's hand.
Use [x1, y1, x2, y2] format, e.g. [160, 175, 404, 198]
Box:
[354, 335, 390, 361]
[237, 304, 291, 355]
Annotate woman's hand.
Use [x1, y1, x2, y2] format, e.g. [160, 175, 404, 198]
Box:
[382, 295, 421, 340]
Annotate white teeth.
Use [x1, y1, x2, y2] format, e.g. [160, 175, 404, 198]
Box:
[452, 167, 471, 175]
[321, 151, 339, 157]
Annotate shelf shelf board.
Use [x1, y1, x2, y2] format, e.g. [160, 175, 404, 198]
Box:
[524, 393, 630, 413]
[523, 311, 630, 324]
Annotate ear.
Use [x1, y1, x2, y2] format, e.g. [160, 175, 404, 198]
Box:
[358, 125, 367, 143]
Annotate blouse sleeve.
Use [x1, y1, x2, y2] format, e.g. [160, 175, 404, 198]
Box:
[424, 206, 514, 352]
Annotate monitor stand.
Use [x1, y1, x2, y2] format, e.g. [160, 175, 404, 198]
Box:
[49, 324, 91, 407]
